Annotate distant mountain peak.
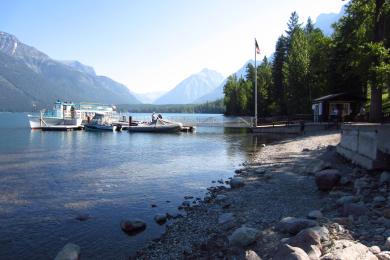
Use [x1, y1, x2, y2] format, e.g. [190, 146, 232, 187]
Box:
[154, 68, 224, 104]
[0, 31, 20, 56]
[315, 5, 346, 36]
[194, 60, 255, 104]
[0, 31, 140, 111]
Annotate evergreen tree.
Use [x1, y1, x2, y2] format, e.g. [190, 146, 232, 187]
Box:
[271, 35, 287, 114]
[257, 56, 273, 117]
[283, 27, 310, 115]
[285, 11, 301, 39]
[305, 17, 314, 34]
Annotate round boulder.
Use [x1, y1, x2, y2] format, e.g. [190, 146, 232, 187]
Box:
[273, 244, 311, 260]
[315, 169, 340, 191]
[120, 219, 146, 235]
[154, 214, 167, 224]
[228, 226, 259, 247]
[342, 203, 368, 217]
[230, 177, 245, 189]
[276, 217, 317, 235]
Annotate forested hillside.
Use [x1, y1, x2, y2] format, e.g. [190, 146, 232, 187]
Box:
[224, 0, 389, 122]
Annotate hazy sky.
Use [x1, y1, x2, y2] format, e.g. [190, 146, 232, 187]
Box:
[1, 0, 346, 94]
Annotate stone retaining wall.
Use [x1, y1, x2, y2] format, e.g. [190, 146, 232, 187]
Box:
[337, 124, 390, 170]
[251, 123, 333, 134]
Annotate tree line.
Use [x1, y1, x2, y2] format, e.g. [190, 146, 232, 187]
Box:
[224, 0, 389, 122]
[117, 99, 225, 114]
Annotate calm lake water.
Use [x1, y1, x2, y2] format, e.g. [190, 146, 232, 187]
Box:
[0, 112, 274, 259]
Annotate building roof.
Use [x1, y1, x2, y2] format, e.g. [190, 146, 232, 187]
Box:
[313, 92, 366, 103]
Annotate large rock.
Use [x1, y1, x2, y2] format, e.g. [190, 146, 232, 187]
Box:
[343, 203, 368, 217]
[273, 244, 311, 260]
[54, 243, 80, 260]
[354, 178, 370, 195]
[315, 169, 341, 191]
[245, 250, 262, 260]
[230, 177, 245, 189]
[120, 219, 146, 235]
[218, 212, 235, 223]
[336, 195, 359, 206]
[307, 210, 323, 220]
[228, 226, 259, 247]
[377, 252, 390, 260]
[380, 171, 390, 186]
[277, 217, 317, 235]
[303, 160, 331, 175]
[386, 237, 390, 250]
[306, 226, 330, 242]
[287, 229, 322, 260]
[320, 240, 378, 260]
[218, 212, 236, 230]
[154, 214, 167, 224]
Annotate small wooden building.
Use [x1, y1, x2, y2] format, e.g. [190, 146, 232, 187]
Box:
[312, 93, 365, 122]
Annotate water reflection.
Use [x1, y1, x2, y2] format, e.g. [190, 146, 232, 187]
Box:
[0, 113, 279, 259]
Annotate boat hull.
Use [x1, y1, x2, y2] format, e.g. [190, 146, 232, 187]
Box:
[28, 115, 82, 129]
[128, 124, 182, 133]
[84, 124, 117, 131]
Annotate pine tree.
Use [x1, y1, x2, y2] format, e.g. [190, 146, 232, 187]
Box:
[284, 27, 310, 115]
[271, 35, 287, 114]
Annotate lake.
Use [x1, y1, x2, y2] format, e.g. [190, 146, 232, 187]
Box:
[0, 112, 274, 259]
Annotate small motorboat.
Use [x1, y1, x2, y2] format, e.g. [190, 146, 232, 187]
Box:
[128, 118, 183, 133]
[84, 113, 119, 131]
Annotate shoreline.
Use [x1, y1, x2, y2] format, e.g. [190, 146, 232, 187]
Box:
[135, 131, 390, 259]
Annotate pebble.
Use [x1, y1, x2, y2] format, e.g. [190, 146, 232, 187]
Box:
[375, 195, 386, 202]
[184, 196, 194, 200]
[386, 237, 390, 250]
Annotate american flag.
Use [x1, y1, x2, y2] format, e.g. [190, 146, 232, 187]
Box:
[255, 39, 260, 54]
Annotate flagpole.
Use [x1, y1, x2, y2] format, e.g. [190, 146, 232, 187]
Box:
[254, 38, 257, 127]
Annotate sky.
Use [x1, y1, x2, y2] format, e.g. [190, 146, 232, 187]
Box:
[1, 0, 346, 94]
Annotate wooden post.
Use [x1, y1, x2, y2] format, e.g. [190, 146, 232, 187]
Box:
[129, 116, 132, 126]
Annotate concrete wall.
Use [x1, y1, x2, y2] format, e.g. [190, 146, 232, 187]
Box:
[337, 124, 390, 170]
[251, 123, 333, 134]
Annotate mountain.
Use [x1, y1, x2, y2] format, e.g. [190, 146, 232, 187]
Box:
[315, 5, 346, 36]
[60, 60, 96, 76]
[132, 91, 166, 104]
[0, 31, 140, 111]
[154, 68, 224, 104]
[194, 60, 254, 103]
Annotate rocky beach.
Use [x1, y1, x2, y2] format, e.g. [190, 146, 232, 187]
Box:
[135, 131, 390, 259]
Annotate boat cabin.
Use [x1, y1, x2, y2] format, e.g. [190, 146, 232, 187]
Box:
[312, 93, 365, 122]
